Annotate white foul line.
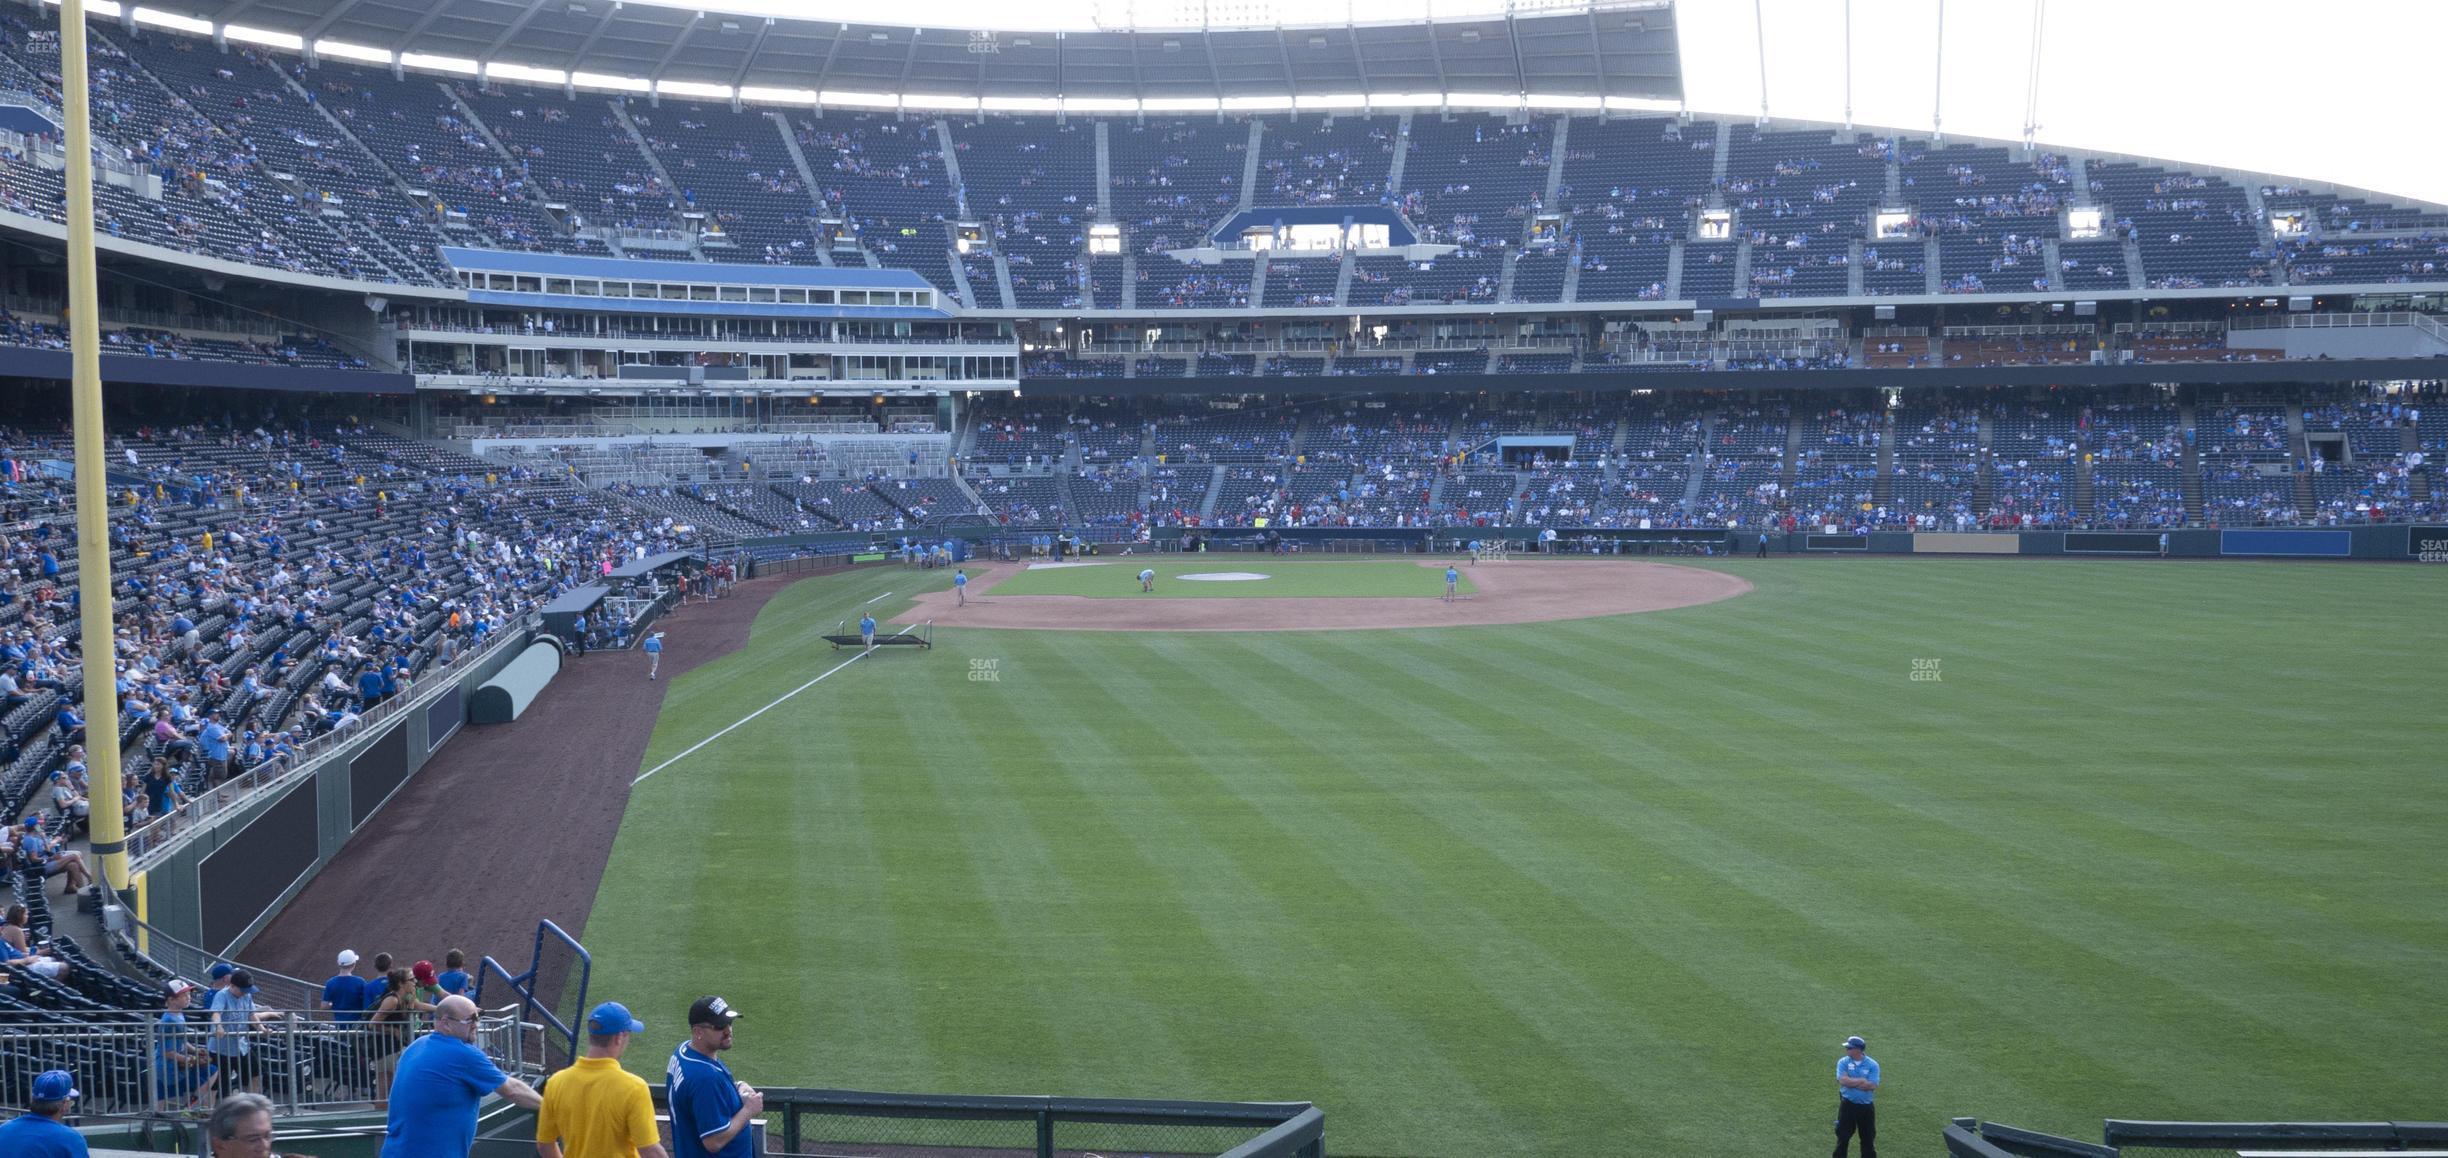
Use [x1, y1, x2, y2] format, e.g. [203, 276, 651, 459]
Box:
[862, 590, 894, 604]
[632, 649, 868, 786]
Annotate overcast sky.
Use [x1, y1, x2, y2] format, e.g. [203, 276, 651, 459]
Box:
[621, 0, 2442, 206]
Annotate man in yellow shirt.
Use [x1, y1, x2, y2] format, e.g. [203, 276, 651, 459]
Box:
[537, 1003, 667, 1158]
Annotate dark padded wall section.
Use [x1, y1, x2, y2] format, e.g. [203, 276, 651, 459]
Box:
[197, 782, 318, 954]
[348, 722, 412, 829]
[425, 684, 465, 754]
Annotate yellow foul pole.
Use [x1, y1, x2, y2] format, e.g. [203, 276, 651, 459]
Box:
[61, 0, 128, 891]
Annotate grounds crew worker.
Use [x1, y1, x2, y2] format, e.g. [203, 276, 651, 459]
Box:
[537, 1002, 665, 1158]
[1833, 1035, 1879, 1158]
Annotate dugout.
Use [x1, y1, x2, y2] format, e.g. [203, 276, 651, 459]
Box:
[538, 585, 609, 642]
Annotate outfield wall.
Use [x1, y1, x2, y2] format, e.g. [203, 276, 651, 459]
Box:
[1764, 524, 2436, 559]
[743, 523, 2443, 564]
[136, 631, 536, 956]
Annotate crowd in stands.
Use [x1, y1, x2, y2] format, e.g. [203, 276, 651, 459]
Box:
[3, 14, 2438, 308]
[0, 414, 711, 919]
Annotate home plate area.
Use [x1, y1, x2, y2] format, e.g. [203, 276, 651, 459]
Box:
[907, 559, 1750, 633]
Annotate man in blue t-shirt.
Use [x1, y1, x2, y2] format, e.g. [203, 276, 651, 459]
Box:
[1833, 1035, 1880, 1158]
[953, 568, 968, 606]
[859, 615, 876, 650]
[322, 949, 368, 1023]
[666, 996, 761, 1158]
[382, 995, 541, 1158]
[643, 632, 664, 680]
[1444, 566, 1461, 602]
[0, 1069, 88, 1158]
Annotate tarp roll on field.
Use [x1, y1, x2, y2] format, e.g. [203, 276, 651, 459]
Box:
[469, 639, 564, 724]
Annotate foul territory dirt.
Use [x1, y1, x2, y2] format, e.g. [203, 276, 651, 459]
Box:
[242, 573, 815, 984]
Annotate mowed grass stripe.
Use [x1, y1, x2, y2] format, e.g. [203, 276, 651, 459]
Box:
[1176, 633, 1839, 1154]
[1048, 634, 1551, 1155]
[586, 559, 2448, 1156]
[1285, 627, 2182, 1136]
[1441, 593, 2439, 1073]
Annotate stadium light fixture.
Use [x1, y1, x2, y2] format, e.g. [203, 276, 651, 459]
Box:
[224, 24, 304, 49]
[316, 39, 394, 64]
[403, 52, 482, 75]
[821, 89, 902, 108]
[739, 85, 819, 104]
[131, 7, 211, 33]
[572, 72, 654, 92]
[492, 62, 571, 85]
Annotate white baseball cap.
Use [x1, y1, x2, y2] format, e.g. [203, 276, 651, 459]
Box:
[337, 949, 360, 967]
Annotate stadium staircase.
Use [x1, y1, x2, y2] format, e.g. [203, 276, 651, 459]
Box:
[770, 111, 827, 214]
[1196, 467, 1226, 521]
[1384, 113, 1413, 200]
[1250, 249, 1273, 308]
[2287, 402, 2317, 520]
[1121, 253, 1139, 308]
[2123, 237, 2148, 290]
[992, 253, 1019, 309]
[947, 247, 981, 307]
[2071, 442, 2097, 522]
[1495, 250, 1519, 303]
[2042, 239, 2065, 289]
[1731, 240, 1753, 299]
[1922, 237, 1943, 294]
[1093, 121, 1113, 215]
[1544, 115, 1569, 205]
[1560, 246, 1581, 302]
[935, 120, 971, 216]
[1664, 240, 1684, 299]
[1334, 252, 1356, 306]
[2406, 423, 2434, 508]
[610, 101, 683, 212]
[1973, 411, 1997, 517]
[1682, 414, 1713, 508]
[1847, 240, 1865, 295]
[1239, 122, 1264, 210]
[1874, 409, 1897, 508]
[1780, 419, 1802, 497]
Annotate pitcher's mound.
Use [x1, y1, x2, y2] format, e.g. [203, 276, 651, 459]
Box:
[913, 559, 1749, 632]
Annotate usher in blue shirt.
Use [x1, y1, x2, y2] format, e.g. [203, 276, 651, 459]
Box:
[1837, 1054, 1879, 1104]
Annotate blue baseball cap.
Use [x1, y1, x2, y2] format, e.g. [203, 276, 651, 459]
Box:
[1842, 1036, 1867, 1051]
[208, 963, 234, 980]
[32, 1069, 77, 1101]
[586, 1001, 645, 1035]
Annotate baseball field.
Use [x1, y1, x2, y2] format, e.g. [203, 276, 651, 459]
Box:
[584, 555, 2446, 1157]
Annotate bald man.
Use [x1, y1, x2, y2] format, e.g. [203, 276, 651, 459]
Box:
[383, 996, 541, 1158]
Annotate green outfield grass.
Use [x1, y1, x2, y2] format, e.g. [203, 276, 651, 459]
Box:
[983, 557, 1477, 598]
[587, 558, 2447, 1157]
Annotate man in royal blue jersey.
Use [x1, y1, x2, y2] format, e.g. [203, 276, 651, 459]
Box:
[665, 996, 763, 1158]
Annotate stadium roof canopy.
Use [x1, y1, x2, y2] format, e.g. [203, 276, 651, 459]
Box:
[172, 0, 1682, 106]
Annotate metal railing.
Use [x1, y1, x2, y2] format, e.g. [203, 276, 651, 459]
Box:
[110, 912, 326, 1014]
[0, 1009, 538, 1119]
[765, 1088, 1321, 1158]
[2226, 310, 2448, 342]
[125, 622, 538, 872]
